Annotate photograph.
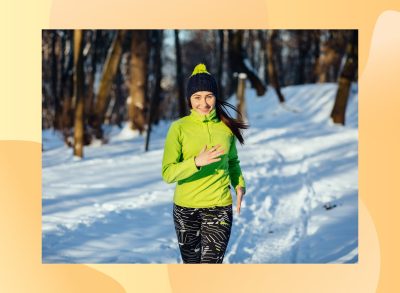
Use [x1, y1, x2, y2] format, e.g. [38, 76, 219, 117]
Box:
[41, 29, 358, 264]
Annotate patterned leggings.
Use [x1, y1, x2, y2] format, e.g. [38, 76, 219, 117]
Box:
[173, 203, 233, 264]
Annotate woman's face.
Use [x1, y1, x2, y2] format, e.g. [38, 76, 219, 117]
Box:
[190, 91, 216, 115]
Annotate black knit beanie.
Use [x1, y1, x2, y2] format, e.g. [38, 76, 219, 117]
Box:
[186, 64, 218, 105]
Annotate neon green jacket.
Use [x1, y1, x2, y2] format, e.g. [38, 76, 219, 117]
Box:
[162, 108, 246, 208]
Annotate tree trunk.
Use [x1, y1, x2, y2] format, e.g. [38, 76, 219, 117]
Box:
[222, 30, 233, 99]
[56, 31, 66, 130]
[51, 31, 63, 130]
[228, 30, 266, 96]
[110, 67, 125, 127]
[296, 30, 311, 85]
[330, 31, 357, 125]
[145, 30, 163, 151]
[260, 30, 269, 86]
[174, 30, 187, 117]
[86, 30, 100, 132]
[73, 30, 85, 158]
[129, 30, 149, 133]
[217, 30, 224, 99]
[266, 30, 285, 103]
[93, 30, 126, 139]
[151, 30, 163, 126]
[316, 31, 337, 83]
[61, 30, 75, 146]
[247, 30, 256, 69]
[311, 30, 321, 83]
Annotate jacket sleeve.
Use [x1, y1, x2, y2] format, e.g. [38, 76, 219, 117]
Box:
[162, 122, 200, 183]
[228, 136, 246, 190]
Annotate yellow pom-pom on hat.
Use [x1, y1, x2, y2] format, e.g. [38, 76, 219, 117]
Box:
[191, 63, 211, 76]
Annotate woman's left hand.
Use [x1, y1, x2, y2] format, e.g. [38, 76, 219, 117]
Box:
[235, 186, 246, 214]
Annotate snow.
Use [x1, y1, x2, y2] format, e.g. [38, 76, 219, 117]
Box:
[42, 82, 358, 264]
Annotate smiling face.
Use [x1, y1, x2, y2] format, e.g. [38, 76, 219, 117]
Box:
[189, 91, 216, 115]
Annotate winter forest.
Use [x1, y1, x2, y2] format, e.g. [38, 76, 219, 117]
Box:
[42, 30, 358, 264]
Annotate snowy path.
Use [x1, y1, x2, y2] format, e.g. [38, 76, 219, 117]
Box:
[225, 121, 357, 263]
[42, 83, 358, 263]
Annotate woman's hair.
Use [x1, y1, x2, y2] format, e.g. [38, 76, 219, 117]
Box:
[215, 100, 248, 145]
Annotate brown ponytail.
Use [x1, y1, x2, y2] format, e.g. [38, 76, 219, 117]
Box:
[215, 100, 249, 145]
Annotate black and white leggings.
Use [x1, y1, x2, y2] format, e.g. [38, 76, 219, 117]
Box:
[173, 203, 233, 264]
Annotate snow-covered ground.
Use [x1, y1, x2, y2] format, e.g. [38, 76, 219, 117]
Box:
[42, 83, 358, 264]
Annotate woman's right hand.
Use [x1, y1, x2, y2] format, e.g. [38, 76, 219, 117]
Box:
[194, 144, 225, 167]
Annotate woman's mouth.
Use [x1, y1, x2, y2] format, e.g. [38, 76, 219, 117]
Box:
[198, 108, 210, 113]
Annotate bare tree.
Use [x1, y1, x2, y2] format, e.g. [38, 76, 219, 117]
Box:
[145, 30, 163, 151]
[73, 30, 85, 157]
[228, 30, 266, 96]
[266, 30, 285, 103]
[311, 30, 321, 83]
[296, 30, 312, 84]
[85, 30, 100, 133]
[92, 30, 126, 139]
[51, 31, 63, 130]
[60, 31, 74, 146]
[109, 67, 125, 127]
[330, 31, 358, 125]
[316, 31, 348, 83]
[128, 30, 149, 133]
[217, 30, 224, 98]
[174, 30, 187, 117]
[42, 32, 51, 129]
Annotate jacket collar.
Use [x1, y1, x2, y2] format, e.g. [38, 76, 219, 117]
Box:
[189, 108, 220, 123]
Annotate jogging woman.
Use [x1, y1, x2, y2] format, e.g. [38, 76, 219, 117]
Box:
[162, 63, 248, 264]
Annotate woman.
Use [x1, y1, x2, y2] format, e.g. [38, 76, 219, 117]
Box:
[162, 63, 248, 264]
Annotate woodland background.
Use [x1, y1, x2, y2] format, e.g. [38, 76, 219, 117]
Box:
[42, 30, 358, 156]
